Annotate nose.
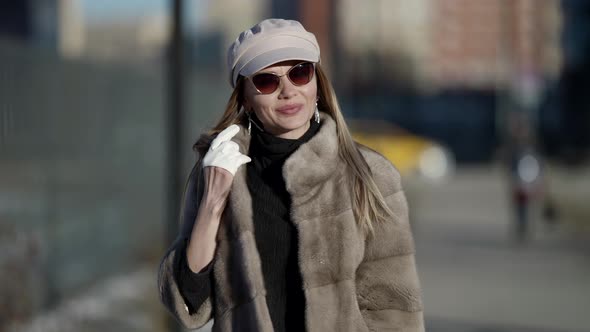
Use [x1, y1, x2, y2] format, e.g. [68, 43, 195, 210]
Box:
[277, 75, 297, 99]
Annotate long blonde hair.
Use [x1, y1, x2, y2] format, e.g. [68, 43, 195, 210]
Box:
[194, 64, 394, 235]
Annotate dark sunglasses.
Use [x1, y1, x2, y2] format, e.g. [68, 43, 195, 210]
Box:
[249, 62, 315, 94]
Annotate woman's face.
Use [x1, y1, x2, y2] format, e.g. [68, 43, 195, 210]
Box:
[243, 60, 318, 139]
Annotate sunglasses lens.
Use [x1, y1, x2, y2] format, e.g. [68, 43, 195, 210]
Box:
[251, 63, 314, 94]
[252, 73, 280, 94]
[288, 63, 314, 85]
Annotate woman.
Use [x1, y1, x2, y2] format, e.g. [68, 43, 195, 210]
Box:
[158, 18, 424, 331]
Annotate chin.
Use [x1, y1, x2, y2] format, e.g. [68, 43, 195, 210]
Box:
[272, 119, 309, 137]
[278, 118, 308, 130]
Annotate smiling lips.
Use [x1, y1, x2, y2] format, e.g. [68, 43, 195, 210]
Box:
[276, 103, 303, 115]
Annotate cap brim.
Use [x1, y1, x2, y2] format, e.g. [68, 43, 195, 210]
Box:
[239, 47, 319, 78]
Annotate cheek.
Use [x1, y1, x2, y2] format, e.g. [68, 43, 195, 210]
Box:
[245, 87, 273, 111]
[305, 86, 318, 107]
[250, 97, 276, 121]
[305, 78, 318, 101]
[251, 96, 274, 111]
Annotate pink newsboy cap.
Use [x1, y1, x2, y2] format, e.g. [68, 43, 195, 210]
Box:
[227, 18, 321, 88]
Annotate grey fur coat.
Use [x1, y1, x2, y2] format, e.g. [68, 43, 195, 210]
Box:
[158, 114, 424, 331]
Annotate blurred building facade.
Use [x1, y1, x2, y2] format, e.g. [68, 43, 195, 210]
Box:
[183, 0, 266, 71]
[336, 0, 562, 92]
[0, 0, 88, 57]
[0, 0, 169, 63]
[432, 0, 561, 90]
[82, 14, 169, 63]
[57, 0, 85, 57]
[337, 0, 432, 89]
[0, 0, 60, 49]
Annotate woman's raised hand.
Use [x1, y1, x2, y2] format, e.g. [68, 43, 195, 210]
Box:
[203, 124, 251, 175]
[201, 125, 251, 212]
[186, 125, 250, 272]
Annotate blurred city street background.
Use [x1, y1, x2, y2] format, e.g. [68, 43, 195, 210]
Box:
[2, 0, 590, 331]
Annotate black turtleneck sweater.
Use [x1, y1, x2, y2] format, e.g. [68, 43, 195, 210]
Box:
[175, 119, 321, 331]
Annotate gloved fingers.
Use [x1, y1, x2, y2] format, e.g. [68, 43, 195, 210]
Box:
[220, 141, 240, 154]
[235, 154, 252, 165]
[225, 150, 251, 164]
[210, 124, 240, 150]
[202, 147, 250, 176]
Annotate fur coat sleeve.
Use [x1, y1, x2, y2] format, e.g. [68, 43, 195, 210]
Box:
[356, 148, 425, 331]
[157, 162, 214, 329]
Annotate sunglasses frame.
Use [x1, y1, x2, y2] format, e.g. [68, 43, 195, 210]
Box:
[248, 62, 316, 95]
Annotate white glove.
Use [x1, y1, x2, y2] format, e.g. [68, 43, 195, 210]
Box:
[202, 124, 251, 175]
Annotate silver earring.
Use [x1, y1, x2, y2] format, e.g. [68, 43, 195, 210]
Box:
[314, 104, 320, 124]
[247, 112, 252, 135]
[247, 111, 265, 135]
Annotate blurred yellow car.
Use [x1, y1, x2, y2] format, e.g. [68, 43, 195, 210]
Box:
[349, 120, 455, 182]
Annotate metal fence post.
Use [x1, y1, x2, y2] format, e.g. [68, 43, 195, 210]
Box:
[166, 0, 183, 331]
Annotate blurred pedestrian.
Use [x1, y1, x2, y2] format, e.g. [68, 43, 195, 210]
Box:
[158, 18, 423, 331]
[506, 112, 544, 242]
